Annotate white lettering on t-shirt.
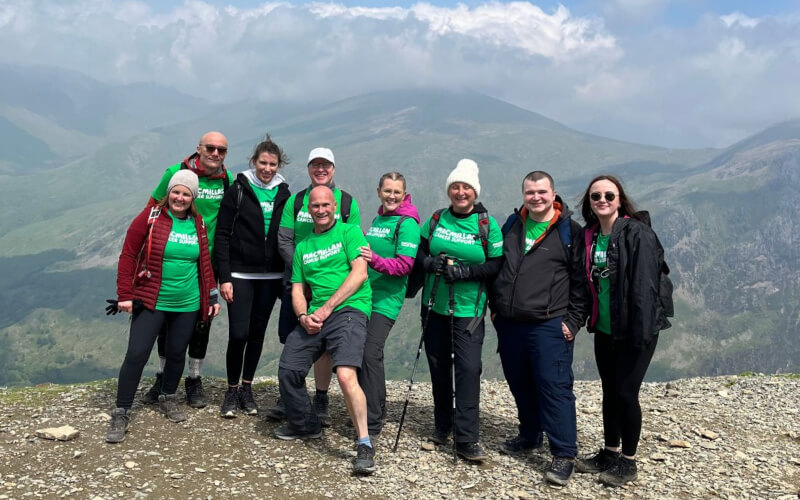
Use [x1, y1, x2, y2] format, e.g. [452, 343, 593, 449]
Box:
[297, 210, 341, 224]
[168, 231, 198, 246]
[432, 226, 476, 245]
[367, 226, 391, 238]
[303, 242, 344, 265]
[197, 187, 224, 200]
[261, 201, 274, 214]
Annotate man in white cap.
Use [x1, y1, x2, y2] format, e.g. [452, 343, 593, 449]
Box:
[141, 131, 234, 409]
[265, 147, 360, 423]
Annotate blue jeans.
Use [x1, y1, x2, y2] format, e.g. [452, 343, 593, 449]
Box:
[496, 315, 577, 457]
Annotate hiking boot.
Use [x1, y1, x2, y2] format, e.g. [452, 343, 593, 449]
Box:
[158, 394, 186, 423]
[428, 428, 451, 445]
[141, 373, 162, 404]
[544, 456, 575, 486]
[456, 442, 488, 462]
[576, 448, 620, 473]
[500, 435, 545, 455]
[220, 387, 238, 419]
[105, 408, 130, 443]
[264, 398, 285, 421]
[273, 425, 322, 441]
[599, 456, 637, 487]
[353, 444, 376, 474]
[313, 392, 331, 427]
[237, 384, 258, 415]
[184, 376, 207, 408]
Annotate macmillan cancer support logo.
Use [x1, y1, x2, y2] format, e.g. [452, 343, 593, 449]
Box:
[198, 186, 225, 200]
[168, 231, 198, 245]
[303, 242, 344, 265]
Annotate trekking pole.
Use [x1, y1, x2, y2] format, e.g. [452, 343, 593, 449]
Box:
[393, 257, 444, 452]
[447, 259, 457, 464]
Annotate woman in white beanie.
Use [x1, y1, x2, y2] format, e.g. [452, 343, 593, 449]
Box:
[417, 158, 503, 462]
[106, 170, 220, 443]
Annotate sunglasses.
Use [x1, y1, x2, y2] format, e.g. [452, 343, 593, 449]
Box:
[308, 162, 334, 170]
[201, 144, 228, 154]
[590, 191, 617, 202]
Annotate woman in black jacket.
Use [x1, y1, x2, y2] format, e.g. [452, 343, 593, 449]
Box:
[575, 174, 672, 487]
[214, 135, 290, 418]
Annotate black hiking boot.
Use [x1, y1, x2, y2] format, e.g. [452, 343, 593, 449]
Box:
[576, 448, 620, 473]
[500, 435, 545, 455]
[544, 456, 575, 486]
[220, 387, 238, 419]
[105, 408, 131, 443]
[599, 456, 638, 487]
[313, 392, 331, 427]
[429, 428, 451, 445]
[273, 425, 323, 440]
[456, 442, 488, 462]
[264, 398, 285, 421]
[184, 376, 207, 408]
[353, 444, 376, 474]
[158, 394, 186, 423]
[141, 373, 162, 405]
[237, 384, 258, 415]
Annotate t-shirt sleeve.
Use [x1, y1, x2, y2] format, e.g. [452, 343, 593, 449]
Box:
[151, 165, 178, 202]
[487, 216, 504, 258]
[290, 242, 305, 283]
[344, 225, 368, 263]
[396, 217, 420, 258]
[280, 193, 297, 229]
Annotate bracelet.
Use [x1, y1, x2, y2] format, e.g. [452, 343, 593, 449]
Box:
[297, 312, 308, 321]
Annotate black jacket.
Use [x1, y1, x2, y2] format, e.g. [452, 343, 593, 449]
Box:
[584, 212, 669, 346]
[491, 201, 588, 335]
[214, 173, 290, 283]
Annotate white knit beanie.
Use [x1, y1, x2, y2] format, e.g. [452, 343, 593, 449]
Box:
[167, 170, 199, 199]
[445, 159, 480, 198]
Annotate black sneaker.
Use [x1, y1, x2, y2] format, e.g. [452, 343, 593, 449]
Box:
[500, 435, 545, 455]
[273, 425, 322, 440]
[237, 384, 258, 415]
[599, 456, 637, 487]
[141, 373, 162, 405]
[353, 444, 376, 474]
[456, 442, 488, 462]
[158, 394, 187, 423]
[576, 448, 620, 473]
[264, 398, 285, 421]
[105, 408, 130, 443]
[184, 376, 207, 408]
[429, 428, 450, 445]
[544, 456, 575, 486]
[313, 392, 331, 427]
[220, 387, 238, 419]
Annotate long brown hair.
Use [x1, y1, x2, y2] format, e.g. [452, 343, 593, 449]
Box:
[580, 174, 643, 225]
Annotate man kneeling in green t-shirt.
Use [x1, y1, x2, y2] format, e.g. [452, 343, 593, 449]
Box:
[274, 186, 376, 475]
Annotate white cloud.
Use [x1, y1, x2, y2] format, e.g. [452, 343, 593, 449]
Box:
[720, 12, 761, 29]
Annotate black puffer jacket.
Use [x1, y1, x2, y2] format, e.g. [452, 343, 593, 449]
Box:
[214, 172, 290, 283]
[583, 212, 671, 347]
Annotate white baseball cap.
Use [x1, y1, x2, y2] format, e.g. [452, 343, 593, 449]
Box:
[307, 147, 335, 166]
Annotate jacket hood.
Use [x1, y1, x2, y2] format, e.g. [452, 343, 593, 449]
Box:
[242, 169, 286, 190]
[378, 194, 421, 223]
[182, 153, 228, 179]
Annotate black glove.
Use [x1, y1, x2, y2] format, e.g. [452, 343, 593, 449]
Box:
[445, 261, 472, 282]
[423, 254, 447, 275]
[105, 299, 120, 315]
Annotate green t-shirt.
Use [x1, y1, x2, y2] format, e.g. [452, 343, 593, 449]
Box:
[250, 180, 280, 234]
[525, 217, 551, 253]
[151, 163, 234, 252]
[156, 212, 200, 312]
[365, 215, 420, 321]
[279, 186, 361, 244]
[594, 233, 611, 335]
[291, 222, 372, 318]
[420, 210, 503, 317]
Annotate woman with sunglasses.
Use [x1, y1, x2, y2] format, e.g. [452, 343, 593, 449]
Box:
[214, 134, 291, 418]
[107, 170, 220, 443]
[575, 175, 671, 486]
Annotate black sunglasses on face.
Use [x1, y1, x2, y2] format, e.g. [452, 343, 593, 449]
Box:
[201, 144, 228, 154]
[590, 191, 617, 202]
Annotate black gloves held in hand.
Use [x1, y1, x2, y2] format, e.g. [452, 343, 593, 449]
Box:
[423, 254, 448, 274]
[445, 261, 472, 282]
[105, 299, 120, 315]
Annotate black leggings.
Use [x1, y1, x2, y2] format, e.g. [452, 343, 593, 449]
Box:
[116, 308, 199, 409]
[225, 278, 281, 385]
[594, 332, 658, 456]
[357, 312, 395, 434]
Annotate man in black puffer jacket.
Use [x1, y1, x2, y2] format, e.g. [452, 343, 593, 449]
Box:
[491, 171, 588, 486]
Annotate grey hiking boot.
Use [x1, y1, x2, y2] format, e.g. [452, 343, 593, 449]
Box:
[158, 394, 186, 423]
[220, 387, 238, 419]
[576, 448, 620, 473]
[105, 408, 130, 443]
[273, 425, 323, 440]
[500, 435, 545, 455]
[141, 373, 162, 405]
[429, 428, 451, 445]
[353, 444, 376, 474]
[237, 384, 258, 415]
[599, 456, 637, 487]
[544, 456, 575, 486]
[184, 376, 207, 408]
[264, 398, 285, 421]
[313, 392, 331, 427]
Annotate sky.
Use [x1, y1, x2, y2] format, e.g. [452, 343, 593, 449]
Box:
[1, 0, 799, 148]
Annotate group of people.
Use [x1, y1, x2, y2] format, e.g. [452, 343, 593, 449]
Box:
[106, 131, 673, 486]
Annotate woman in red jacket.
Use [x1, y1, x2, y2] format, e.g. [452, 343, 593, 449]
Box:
[106, 170, 220, 443]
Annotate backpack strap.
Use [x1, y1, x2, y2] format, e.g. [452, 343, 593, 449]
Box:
[230, 183, 244, 237]
[393, 215, 411, 243]
[293, 188, 308, 220]
[556, 218, 573, 269]
[477, 211, 490, 259]
[340, 190, 352, 223]
[138, 207, 161, 280]
[501, 212, 519, 236]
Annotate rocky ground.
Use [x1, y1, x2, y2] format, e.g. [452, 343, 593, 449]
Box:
[0, 374, 799, 499]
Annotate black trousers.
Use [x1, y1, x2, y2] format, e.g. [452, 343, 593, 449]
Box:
[116, 308, 199, 409]
[156, 312, 211, 360]
[594, 332, 658, 456]
[357, 312, 395, 434]
[225, 278, 281, 385]
[276, 283, 298, 344]
[423, 308, 484, 444]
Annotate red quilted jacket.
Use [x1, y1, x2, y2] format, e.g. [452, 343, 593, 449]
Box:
[116, 206, 217, 321]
